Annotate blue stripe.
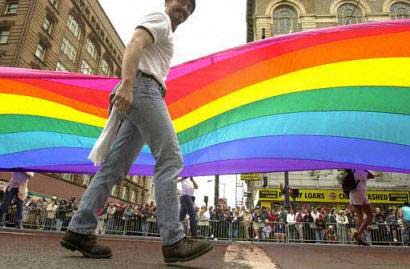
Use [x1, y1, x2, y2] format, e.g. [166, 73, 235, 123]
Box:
[1, 111, 409, 155]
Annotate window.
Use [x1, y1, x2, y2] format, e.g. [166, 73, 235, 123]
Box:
[85, 39, 97, 59]
[60, 37, 77, 62]
[111, 185, 118, 197]
[390, 2, 410, 20]
[80, 59, 94, 75]
[35, 43, 46, 61]
[67, 15, 81, 40]
[100, 58, 111, 76]
[5, 2, 18, 15]
[56, 62, 68, 72]
[0, 29, 10, 44]
[48, 0, 59, 9]
[121, 186, 128, 200]
[273, 5, 300, 35]
[42, 17, 53, 35]
[337, 3, 363, 25]
[131, 190, 137, 203]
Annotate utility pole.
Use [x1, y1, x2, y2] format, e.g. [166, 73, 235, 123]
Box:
[214, 175, 219, 208]
[284, 171, 290, 207]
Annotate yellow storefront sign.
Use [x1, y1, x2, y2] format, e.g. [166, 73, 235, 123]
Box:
[240, 173, 261, 181]
[258, 188, 409, 204]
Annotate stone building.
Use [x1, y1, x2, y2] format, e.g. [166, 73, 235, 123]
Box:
[247, 0, 410, 41]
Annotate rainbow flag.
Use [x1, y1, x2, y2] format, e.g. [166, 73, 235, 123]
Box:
[1, 20, 410, 176]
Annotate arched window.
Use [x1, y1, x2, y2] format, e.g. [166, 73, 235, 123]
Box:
[67, 14, 81, 40]
[390, 2, 410, 19]
[273, 5, 299, 35]
[337, 3, 363, 25]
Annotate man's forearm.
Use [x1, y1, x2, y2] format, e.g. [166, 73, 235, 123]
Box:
[121, 41, 144, 86]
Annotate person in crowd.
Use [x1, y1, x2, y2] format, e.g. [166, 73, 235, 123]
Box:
[315, 208, 326, 243]
[399, 202, 410, 246]
[302, 208, 314, 242]
[311, 207, 320, 223]
[325, 208, 337, 243]
[277, 206, 287, 242]
[295, 208, 304, 242]
[197, 206, 210, 238]
[349, 169, 381, 246]
[345, 208, 356, 243]
[0, 172, 33, 228]
[336, 210, 349, 243]
[373, 207, 386, 244]
[231, 209, 242, 239]
[252, 207, 263, 240]
[140, 203, 152, 237]
[286, 208, 297, 242]
[44, 196, 58, 230]
[262, 219, 273, 240]
[243, 209, 253, 240]
[96, 203, 108, 235]
[106, 202, 116, 232]
[56, 199, 67, 231]
[386, 208, 399, 243]
[178, 177, 199, 238]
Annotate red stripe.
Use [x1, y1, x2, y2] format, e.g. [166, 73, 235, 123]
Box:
[165, 23, 410, 105]
[168, 31, 410, 119]
[14, 78, 110, 108]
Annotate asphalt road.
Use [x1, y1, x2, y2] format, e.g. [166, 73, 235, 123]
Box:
[0, 229, 409, 269]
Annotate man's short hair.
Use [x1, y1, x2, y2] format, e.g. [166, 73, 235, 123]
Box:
[166, 0, 195, 13]
[189, 0, 196, 13]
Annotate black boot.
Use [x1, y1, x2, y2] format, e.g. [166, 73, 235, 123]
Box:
[60, 230, 112, 258]
[162, 237, 213, 263]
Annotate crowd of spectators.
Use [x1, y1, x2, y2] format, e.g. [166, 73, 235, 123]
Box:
[1, 195, 408, 246]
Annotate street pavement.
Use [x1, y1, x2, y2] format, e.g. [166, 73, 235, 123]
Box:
[0, 229, 409, 269]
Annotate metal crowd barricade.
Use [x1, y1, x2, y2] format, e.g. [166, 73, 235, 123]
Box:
[1, 207, 409, 246]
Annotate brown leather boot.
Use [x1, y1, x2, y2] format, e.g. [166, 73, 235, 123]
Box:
[162, 237, 213, 263]
[60, 230, 112, 258]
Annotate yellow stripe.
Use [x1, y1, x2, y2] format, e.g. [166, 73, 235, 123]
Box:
[0, 94, 106, 127]
[173, 58, 410, 132]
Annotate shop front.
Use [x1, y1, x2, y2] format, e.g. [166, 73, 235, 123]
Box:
[257, 188, 409, 210]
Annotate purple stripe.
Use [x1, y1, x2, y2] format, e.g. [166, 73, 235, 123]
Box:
[9, 159, 410, 176]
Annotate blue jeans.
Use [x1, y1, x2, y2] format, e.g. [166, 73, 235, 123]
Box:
[0, 187, 23, 226]
[68, 73, 185, 246]
[179, 195, 197, 236]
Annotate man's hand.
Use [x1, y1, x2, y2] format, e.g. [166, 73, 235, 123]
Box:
[112, 81, 133, 112]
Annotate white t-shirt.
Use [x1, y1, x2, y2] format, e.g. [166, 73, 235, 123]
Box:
[137, 12, 173, 89]
[180, 179, 194, 197]
[353, 169, 369, 193]
[7, 172, 32, 189]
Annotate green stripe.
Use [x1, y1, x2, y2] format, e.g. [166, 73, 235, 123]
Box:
[0, 115, 102, 138]
[177, 86, 410, 144]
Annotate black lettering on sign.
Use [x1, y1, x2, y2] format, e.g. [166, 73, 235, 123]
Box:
[305, 193, 325, 199]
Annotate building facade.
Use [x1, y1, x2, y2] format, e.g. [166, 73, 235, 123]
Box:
[247, 0, 410, 41]
[0, 0, 154, 205]
[245, 0, 410, 209]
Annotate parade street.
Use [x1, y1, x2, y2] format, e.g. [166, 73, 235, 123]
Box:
[0, 230, 409, 269]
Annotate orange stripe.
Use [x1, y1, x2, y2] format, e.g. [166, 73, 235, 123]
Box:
[0, 80, 108, 118]
[168, 32, 410, 119]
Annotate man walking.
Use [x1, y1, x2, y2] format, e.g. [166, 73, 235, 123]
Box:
[179, 177, 198, 237]
[0, 172, 33, 228]
[60, 0, 213, 263]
